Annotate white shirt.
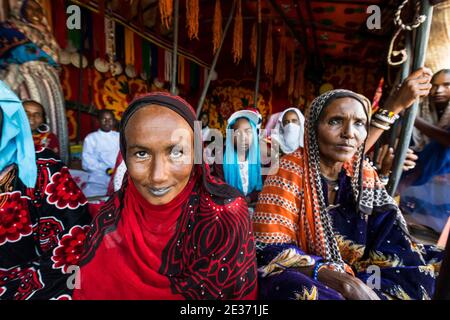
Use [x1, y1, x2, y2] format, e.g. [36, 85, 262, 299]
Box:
[238, 160, 249, 195]
[82, 129, 120, 197]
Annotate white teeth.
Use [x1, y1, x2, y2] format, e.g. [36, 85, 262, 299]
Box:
[149, 187, 171, 196]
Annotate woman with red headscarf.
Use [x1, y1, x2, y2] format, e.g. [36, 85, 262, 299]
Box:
[73, 93, 258, 300]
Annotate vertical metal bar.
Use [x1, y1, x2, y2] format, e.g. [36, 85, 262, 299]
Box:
[387, 0, 434, 196]
[253, 0, 262, 107]
[171, 0, 179, 94]
[196, 0, 237, 117]
[77, 10, 84, 144]
[389, 32, 412, 148]
[372, 140, 381, 167]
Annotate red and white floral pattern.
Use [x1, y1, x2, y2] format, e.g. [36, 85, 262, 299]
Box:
[0, 192, 32, 245]
[0, 266, 44, 300]
[52, 225, 90, 274]
[34, 217, 64, 253]
[45, 167, 87, 210]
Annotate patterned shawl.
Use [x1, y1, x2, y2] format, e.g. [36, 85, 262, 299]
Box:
[253, 89, 409, 270]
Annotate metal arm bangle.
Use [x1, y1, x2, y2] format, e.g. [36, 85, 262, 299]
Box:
[371, 119, 391, 131]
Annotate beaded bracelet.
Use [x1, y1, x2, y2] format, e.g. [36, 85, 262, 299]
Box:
[371, 119, 391, 131]
[312, 262, 326, 281]
[379, 175, 390, 185]
[374, 108, 400, 125]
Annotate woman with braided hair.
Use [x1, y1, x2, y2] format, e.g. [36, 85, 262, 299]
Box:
[253, 89, 443, 300]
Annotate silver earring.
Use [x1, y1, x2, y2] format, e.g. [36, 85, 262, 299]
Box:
[37, 123, 50, 133]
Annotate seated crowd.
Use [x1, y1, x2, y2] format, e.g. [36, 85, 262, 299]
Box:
[0, 67, 449, 300]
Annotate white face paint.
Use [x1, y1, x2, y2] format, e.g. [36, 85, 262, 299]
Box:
[283, 123, 301, 152]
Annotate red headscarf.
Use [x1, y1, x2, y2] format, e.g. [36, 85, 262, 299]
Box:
[73, 93, 257, 300]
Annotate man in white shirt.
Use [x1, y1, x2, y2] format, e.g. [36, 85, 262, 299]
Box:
[82, 109, 120, 197]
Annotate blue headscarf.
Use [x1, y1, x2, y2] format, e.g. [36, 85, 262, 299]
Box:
[223, 116, 263, 195]
[0, 80, 37, 188]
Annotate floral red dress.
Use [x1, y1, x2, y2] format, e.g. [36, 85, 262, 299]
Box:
[0, 148, 91, 300]
[32, 132, 60, 156]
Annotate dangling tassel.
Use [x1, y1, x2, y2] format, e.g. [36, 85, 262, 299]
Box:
[159, 0, 173, 30]
[288, 45, 295, 97]
[125, 28, 135, 66]
[250, 22, 257, 67]
[275, 35, 287, 86]
[232, 0, 243, 64]
[264, 21, 273, 76]
[186, 0, 199, 40]
[212, 0, 222, 54]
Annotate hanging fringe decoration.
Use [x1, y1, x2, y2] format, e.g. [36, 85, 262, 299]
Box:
[264, 21, 273, 76]
[212, 0, 223, 54]
[164, 50, 172, 82]
[124, 28, 135, 66]
[232, 0, 243, 64]
[186, 0, 199, 40]
[294, 60, 305, 99]
[250, 22, 257, 67]
[159, 0, 173, 30]
[178, 56, 186, 85]
[288, 45, 296, 97]
[275, 35, 287, 86]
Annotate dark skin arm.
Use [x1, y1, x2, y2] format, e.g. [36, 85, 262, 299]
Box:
[365, 67, 433, 152]
[414, 117, 450, 147]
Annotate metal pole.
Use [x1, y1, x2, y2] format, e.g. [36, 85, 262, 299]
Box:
[389, 32, 412, 148]
[171, 0, 179, 94]
[372, 140, 381, 167]
[196, 0, 237, 117]
[253, 0, 262, 107]
[387, 0, 434, 196]
[77, 13, 84, 145]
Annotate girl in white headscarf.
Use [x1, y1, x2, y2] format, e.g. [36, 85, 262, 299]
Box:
[272, 107, 305, 155]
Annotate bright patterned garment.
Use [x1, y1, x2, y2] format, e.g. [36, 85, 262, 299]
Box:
[254, 156, 443, 300]
[253, 90, 443, 300]
[0, 148, 91, 300]
[32, 131, 60, 156]
[72, 92, 258, 300]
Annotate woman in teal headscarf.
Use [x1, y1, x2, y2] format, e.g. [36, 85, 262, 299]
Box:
[214, 109, 263, 209]
[0, 81, 91, 300]
[0, 81, 37, 188]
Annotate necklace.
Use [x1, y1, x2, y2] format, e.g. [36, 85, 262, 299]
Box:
[322, 175, 339, 192]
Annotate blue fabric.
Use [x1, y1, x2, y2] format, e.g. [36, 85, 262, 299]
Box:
[0, 21, 29, 56]
[0, 80, 37, 187]
[0, 42, 57, 69]
[223, 116, 262, 195]
[412, 139, 450, 186]
[399, 136, 450, 232]
[0, 22, 57, 68]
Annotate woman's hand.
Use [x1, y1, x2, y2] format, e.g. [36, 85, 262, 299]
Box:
[380, 147, 417, 174]
[402, 149, 418, 171]
[387, 67, 433, 114]
[318, 268, 381, 300]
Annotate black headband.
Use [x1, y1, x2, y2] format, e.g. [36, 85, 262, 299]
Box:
[119, 93, 199, 160]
